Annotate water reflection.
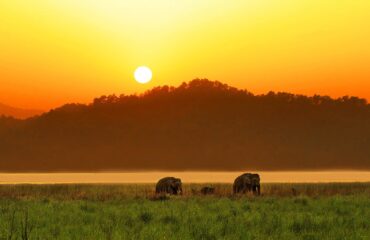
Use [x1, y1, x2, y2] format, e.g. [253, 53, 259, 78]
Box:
[0, 171, 369, 184]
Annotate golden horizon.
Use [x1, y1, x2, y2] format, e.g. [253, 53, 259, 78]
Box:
[1, 171, 370, 184]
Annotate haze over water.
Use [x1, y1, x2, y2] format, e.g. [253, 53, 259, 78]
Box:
[0, 171, 369, 184]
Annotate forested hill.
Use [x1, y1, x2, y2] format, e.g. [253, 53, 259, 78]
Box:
[0, 102, 42, 119]
[1, 79, 369, 172]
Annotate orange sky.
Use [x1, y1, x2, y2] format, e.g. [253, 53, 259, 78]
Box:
[1, 0, 370, 110]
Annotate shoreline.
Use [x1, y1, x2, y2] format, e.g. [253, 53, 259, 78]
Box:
[1, 171, 370, 184]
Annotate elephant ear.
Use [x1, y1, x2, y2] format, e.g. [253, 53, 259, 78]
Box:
[253, 175, 260, 184]
[171, 179, 177, 187]
[244, 176, 252, 185]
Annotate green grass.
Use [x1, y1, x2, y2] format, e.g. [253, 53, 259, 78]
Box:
[0, 183, 369, 239]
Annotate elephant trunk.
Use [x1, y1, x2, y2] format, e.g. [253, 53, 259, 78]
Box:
[252, 185, 260, 195]
[178, 186, 183, 195]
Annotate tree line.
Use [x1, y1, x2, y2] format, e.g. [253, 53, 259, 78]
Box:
[0, 79, 369, 172]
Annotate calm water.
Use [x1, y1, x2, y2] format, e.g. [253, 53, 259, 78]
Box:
[0, 171, 369, 184]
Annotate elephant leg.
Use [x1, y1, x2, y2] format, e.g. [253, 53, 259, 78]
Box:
[252, 186, 257, 195]
[234, 185, 240, 194]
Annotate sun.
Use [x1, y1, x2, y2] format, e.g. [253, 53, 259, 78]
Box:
[134, 66, 152, 84]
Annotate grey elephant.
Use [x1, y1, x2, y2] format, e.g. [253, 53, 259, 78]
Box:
[200, 186, 215, 195]
[155, 177, 183, 195]
[233, 173, 260, 195]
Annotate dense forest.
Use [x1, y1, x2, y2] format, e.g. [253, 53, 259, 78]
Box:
[1, 79, 369, 172]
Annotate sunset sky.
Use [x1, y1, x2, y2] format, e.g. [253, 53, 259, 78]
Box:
[1, 0, 369, 110]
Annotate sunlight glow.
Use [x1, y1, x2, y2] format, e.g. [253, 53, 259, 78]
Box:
[0, 1, 370, 109]
[134, 66, 152, 84]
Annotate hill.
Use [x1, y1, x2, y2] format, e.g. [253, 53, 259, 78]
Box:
[0, 102, 43, 119]
[0, 79, 369, 172]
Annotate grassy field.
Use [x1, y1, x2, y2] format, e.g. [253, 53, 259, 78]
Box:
[0, 183, 369, 239]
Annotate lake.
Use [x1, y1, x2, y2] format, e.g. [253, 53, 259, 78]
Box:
[0, 171, 369, 184]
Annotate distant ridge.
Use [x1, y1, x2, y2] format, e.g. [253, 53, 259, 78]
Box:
[0, 102, 43, 119]
[0, 79, 369, 172]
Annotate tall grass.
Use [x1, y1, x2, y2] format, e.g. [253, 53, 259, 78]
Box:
[0, 183, 369, 239]
[0, 182, 369, 200]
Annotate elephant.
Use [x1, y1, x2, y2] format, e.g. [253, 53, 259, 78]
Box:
[233, 173, 260, 195]
[155, 177, 183, 195]
[200, 186, 215, 195]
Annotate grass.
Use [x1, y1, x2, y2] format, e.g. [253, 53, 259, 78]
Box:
[0, 183, 369, 239]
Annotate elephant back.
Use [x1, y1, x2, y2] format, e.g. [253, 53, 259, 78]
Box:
[157, 177, 176, 185]
[155, 177, 182, 194]
[233, 173, 257, 194]
[237, 173, 253, 184]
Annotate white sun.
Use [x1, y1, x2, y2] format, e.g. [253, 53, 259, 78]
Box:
[134, 66, 152, 84]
